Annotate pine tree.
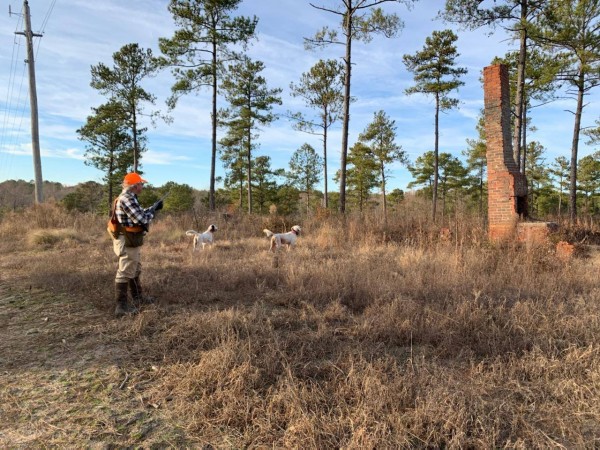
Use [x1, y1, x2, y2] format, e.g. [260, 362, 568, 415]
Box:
[524, 141, 551, 217]
[219, 57, 282, 213]
[463, 113, 487, 219]
[584, 118, 600, 148]
[342, 142, 379, 212]
[531, 0, 600, 223]
[306, 0, 411, 212]
[77, 100, 134, 213]
[252, 156, 281, 215]
[549, 155, 570, 217]
[159, 0, 257, 211]
[357, 110, 406, 222]
[289, 59, 344, 208]
[403, 29, 467, 220]
[442, 0, 547, 173]
[219, 125, 247, 210]
[90, 43, 159, 173]
[491, 48, 563, 171]
[287, 143, 324, 214]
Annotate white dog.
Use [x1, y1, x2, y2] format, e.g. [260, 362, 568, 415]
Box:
[263, 225, 301, 252]
[186, 224, 218, 251]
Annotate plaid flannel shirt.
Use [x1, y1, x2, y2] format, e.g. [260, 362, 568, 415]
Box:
[115, 190, 154, 228]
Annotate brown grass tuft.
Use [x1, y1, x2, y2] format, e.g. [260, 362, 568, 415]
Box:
[26, 228, 83, 248]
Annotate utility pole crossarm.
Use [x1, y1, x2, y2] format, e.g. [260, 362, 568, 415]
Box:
[15, 30, 43, 37]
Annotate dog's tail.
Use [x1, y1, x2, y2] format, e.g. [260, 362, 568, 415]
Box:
[186, 230, 198, 236]
[263, 229, 274, 238]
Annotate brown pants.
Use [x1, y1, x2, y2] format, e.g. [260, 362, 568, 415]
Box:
[113, 235, 142, 283]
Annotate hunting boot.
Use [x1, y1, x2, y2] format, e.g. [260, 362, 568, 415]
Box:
[129, 276, 155, 307]
[114, 282, 138, 317]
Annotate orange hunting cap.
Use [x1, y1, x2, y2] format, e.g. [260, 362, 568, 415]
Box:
[123, 173, 148, 185]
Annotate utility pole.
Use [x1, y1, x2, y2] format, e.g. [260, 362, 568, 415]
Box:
[14, 0, 43, 204]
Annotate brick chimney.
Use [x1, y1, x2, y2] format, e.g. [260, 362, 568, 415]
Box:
[484, 64, 528, 241]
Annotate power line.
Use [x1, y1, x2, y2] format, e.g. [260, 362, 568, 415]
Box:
[1, 0, 56, 188]
[0, 5, 25, 180]
[7, 64, 30, 161]
[39, 0, 55, 32]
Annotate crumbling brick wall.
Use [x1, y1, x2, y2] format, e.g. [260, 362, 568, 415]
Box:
[484, 64, 528, 241]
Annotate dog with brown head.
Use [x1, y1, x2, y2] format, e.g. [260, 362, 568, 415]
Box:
[186, 224, 218, 251]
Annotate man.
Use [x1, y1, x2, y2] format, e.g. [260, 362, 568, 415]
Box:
[111, 172, 163, 317]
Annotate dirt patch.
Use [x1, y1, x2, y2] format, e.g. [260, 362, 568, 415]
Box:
[0, 281, 191, 447]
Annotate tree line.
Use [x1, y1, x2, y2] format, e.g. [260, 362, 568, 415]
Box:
[74, 0, 599, 224]
[5, 131, 600, 226]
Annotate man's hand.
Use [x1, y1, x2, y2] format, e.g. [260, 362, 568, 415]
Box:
[154, 200, 164, 211]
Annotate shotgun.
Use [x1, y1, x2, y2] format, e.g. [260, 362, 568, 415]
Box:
[149, 191, 170, 214]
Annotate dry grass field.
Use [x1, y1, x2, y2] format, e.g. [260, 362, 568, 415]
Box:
[2, 203, 600, 448]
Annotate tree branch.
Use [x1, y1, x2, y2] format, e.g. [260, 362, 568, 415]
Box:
[309, 2, 344, 15]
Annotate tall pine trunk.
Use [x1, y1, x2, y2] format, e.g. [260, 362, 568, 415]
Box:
[323, 123, 328, 209]
[513, 1, 528, 173]
[433, 93, 440, 221]
[569, 69, 585, 225]
[210, 40, 218, 211]
[339, 8, 352, 213]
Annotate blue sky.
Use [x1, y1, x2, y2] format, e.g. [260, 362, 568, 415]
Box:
[1, 0, 598, 194]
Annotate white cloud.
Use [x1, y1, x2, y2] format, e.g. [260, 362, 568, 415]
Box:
[143, 149, 192, 165]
